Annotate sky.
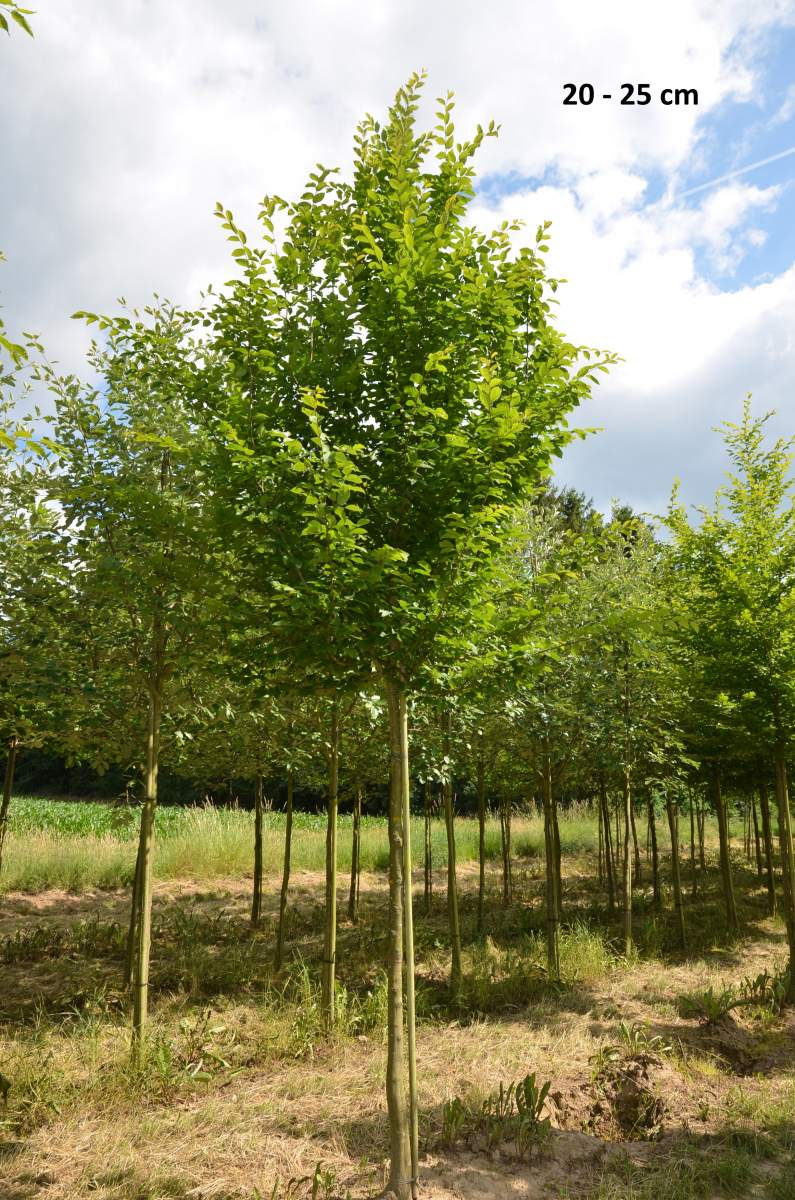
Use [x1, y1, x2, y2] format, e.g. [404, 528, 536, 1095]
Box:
[2, 0, 795, 517]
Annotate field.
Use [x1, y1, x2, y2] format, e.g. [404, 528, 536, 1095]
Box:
[0, 798, 793, 1200]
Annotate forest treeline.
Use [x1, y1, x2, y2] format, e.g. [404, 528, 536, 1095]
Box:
[2, 74, 795, 1199]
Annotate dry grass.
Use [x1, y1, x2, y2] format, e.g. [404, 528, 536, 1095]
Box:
[0, 841, 793, 1200]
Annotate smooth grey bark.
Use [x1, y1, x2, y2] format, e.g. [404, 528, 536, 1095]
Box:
[759, 774, 777, 917]
[349, 783, 362, 924]
[476, 741, 486, 934]
[713, 766, 738, 934]
[622, 764, 633, 956]
[423, 779, 432, 915]
[751, 791, 763, 879]
[499, 796, 513, 906]
[666, 795, 687, 951]
[274, 768, 294, 972]
[600, 774, 616, 915]
[132, 639, 164, 1060]
[542, 739, 560, 980]
[0, 735, 19, 877]
[442, 710, 462, 1000]
[383, 680, 413, 1200]
[251, 772, 264, 925]
[124, 833, 143, 990]
[321, 704, 340, 1028]
[647, 793, 661, 912]
[773, 750, 795, 1005]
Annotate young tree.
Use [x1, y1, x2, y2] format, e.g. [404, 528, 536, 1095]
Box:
[666, 400, 795, 997]
[41, 303, 220, 1051]
[202, 75, 614, 1197]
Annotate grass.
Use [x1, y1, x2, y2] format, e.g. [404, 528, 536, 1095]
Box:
[1, 795, 791, 1198]
[1, 794, 605, 893]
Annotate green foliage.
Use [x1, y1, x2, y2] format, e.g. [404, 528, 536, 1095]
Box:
[440, 1072, 552, 1159]
[0, 1, 34, 37]
[679, 967, 790, 1023]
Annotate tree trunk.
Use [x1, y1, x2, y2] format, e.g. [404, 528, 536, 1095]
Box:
[321, 704, 340, 1029]
[500, 797, 513, 905]
[443, 711, 462, 1000]
[383, 680, 413, 1200]
[542, 740, 560, 980]
[647, 794, 661, 912]
[697, 794, 706, 873]
[124, 833, 143, 990]
[614, 801, 621, 876]
[0, 735, 19, 876]
[666, 796, 686, 951]
[751, 791, 763, 879]
[713, 766, 738, 934]
[598, 794, 604, 887]
[349, 783, 362, 924]
[477, 742, 486, 935]
[251, 772, 264, 925]
[423, 779, 432, 915]
[689, 788, 697, 898]
[274, 768, 294, 971]
[773, 750, 795, 1005]
[759, 774, 777, 918]
[600, 774, 616, 915]
[630, 799, 642, 886]
[553, 794, 563, 920]
[132, 665, 163, 1061]
[622, 764, 633, 956]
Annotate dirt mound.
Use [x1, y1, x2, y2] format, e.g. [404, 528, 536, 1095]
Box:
[587, 1055, 667, 1140]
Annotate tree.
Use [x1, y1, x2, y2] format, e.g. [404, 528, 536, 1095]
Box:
[202, 74, 614, 1197]
[666, 400, 795, 1000]
[41, 302, 221, 1050]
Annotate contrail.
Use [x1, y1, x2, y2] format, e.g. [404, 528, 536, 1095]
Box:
[672, 144, 795, 200]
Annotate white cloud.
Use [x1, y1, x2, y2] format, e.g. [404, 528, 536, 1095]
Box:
[470, 178, 795, 513]
[2, 0, 795, 511]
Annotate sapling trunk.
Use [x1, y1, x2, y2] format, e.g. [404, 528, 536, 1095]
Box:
[666, 795, 687, 951]
[751, 792, 763, 879]
[630, 799, 642, 886]
[713, 766, 738, 933]
[647, 794, 661, 912]
[321, 704, 340, 1029]
[274, 768, 294, 972]
[500, 797, 513, 905]
[443, 711, 462, 1000]
[773, 750, 795, 1005]
[132, 667, 163, 1061]
[697, 795, 706, 872]
[622, 764, 633, 956]
[124, 834, 143, 990]
[553, 795, 563, 920]
[598, 796, 604, 886]
[689, 789, 697, 898]
[349, 783, 362, 924]
[423, 779, 432, 915]
[759, 774, 777, 917]
[600, 775, 616, 915]
[397, 688, 418, 1190]
[542, 741, 560, 980]
[0, 735, 19, 877]
[251, 772, 264, 926]
[383, 681, 413, 1199]
[477, 743, 486, 935]
[615, 802, 621, 876]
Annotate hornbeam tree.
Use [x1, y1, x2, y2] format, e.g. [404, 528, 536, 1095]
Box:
[40, 303, 220, 1052]
[666, 400, 795, 1001]
[202, 75, 614, 1198]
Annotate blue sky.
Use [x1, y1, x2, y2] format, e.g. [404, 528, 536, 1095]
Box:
[2, 0, 794, 518]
